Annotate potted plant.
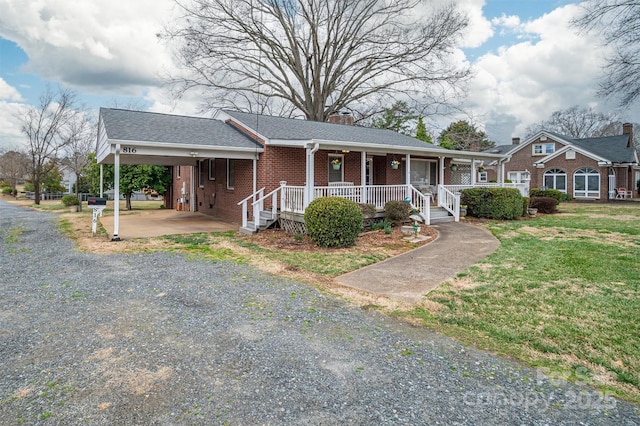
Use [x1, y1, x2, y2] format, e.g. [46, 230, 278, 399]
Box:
[331, 158, 341, 170]
[62, 195, 80, 212]
[459, 204, 467, 217]
[390, 159, 400, 170]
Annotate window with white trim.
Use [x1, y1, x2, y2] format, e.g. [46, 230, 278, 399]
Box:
[543, 168, 567, 192]
[574, 167, 599, 198]
[227, 159, 235, 189]
[208, 159, 216, 180]
[533, 143, 555, 155]
[197, 160, 204, 188]
[508, 171, 527, 183]
[478, 171, 488, 183]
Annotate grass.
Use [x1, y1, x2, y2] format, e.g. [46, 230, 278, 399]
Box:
[397, 203, 640, 402]
[6, 195, 639, 402]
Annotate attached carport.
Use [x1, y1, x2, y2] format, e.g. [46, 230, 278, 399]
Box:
[96, 108, 263, 240]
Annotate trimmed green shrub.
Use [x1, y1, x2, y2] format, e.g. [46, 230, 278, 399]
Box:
[304, 197, 363, 248]
[461, 187, 523, 220]
[1, 185, 13, 195]
[384, 200, 410, 225]
[61, 195, 80, 206]
[529, 188, 572, 202]
[522, 197, 530, 217]
[530, 196, 558, 214]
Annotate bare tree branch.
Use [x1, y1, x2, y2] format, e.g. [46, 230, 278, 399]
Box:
[18, 85, 80, 204]
[162, 0, 470, 121]
[572, 1, 640, 107]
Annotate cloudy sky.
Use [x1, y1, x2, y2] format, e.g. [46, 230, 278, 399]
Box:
[0, 0, 637, 150]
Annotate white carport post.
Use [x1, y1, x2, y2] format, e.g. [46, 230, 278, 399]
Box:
[112, 144, 121, 241]
[361, 151, 367, 204]
[99, 164, 104, 198]
[190, 165, 196, 212]
[405, 154, 411, 199]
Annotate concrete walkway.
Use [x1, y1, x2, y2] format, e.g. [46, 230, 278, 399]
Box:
[335, 222, 500, 304]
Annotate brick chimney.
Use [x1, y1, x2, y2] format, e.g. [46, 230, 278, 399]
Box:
[623, 123, 633, 148]
[328, 111, 354, 126]
[512, 137, 520, 145]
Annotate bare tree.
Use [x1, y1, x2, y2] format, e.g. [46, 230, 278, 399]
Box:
[163, 0, 470, 121]
[19, 86, 79, 204]
[524, 105, 630, 139]
[573, 1, 640, 107]
[0, 150, 29, 194]
[61, 113, 96, 196]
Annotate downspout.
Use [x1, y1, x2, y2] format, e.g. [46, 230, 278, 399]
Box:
[305, 142, 320, 208]
[112, 144, 121, 241]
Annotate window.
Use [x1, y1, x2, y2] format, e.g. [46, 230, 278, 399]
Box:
[197, 160, 204, 188]
[574, 167, 599, 198]
[328, 154, 343, 183]
[508, 171, 528, 183]
[478, 171, 488, 183]
[404, 159, 437, 186]
[543, 168, 567, 192]
[227, 159, 235, 189]
[208, 159, 216, 180]
[533, 143, 555, 155]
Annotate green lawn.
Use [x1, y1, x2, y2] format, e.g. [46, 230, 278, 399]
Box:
[403, 203, 640, 402]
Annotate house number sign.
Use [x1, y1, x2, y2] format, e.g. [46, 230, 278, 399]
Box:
[121, 146, 137, 153]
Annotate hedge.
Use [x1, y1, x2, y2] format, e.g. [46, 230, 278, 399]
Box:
[461, 187, 523, 220]
[304, 197, 364, 248]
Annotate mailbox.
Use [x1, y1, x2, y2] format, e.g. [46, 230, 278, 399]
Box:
[88, 197, 107, 206]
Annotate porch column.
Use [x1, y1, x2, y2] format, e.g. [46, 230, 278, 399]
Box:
[439, 156, 445, 186]
[500, 161, 505, 184]
[361, 151, 367, 204]
[252, 157, 257, 205]
[112, 144, 121, 241]
[405, 153, 411, 198]
[99, 164, 104, 198]
[304, 143, 319, 208]
[471, 158, 477, 185]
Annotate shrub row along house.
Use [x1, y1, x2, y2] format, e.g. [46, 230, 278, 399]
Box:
[97, 108, 518, 238]
[484, 124, 639, 200]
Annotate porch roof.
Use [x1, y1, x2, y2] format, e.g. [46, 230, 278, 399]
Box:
[218, 110, 507, 160]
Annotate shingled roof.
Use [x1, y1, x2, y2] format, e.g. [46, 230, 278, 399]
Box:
[100, 108, 261, 149]
[221, 110, 452, 152]
[571, 134, 636, 163]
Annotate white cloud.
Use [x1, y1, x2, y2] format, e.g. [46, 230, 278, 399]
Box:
[0, 78, 23, 101]
[463, 3, 616, 142]
[491, 14, 521, 29]
[0, 0, 178, 96]
[0, 101, 29, 151]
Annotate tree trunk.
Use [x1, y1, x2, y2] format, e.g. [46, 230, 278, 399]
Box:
[33, 179, 41, 205]
[125, 193, 132, 211]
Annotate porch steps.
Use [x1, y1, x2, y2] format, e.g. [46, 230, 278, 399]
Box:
[239, 210, 278, 235]
[429, 206, 455, 224]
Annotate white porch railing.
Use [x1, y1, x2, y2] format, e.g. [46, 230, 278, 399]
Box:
[281, 185, 305, 214]
[237, 187, 265, 229]
[443, 182, 529, 197]
[438, 185, 460, 221]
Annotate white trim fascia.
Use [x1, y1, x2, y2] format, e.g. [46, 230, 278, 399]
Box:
[105, 138, 264, 153]
[506, 130, 574, 157]
[533, 144, 609, 165]
[307, 139, 507, 160]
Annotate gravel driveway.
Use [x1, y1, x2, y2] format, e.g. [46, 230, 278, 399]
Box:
[1, 199, 638, 425]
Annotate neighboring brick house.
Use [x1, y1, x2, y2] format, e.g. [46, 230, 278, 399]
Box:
[483, 124, 639, 200]
[97, 108, 508, 237]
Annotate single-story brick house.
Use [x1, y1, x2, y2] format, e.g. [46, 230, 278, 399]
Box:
[483, 124, 639, 200]
[97, 108, 515, 238]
